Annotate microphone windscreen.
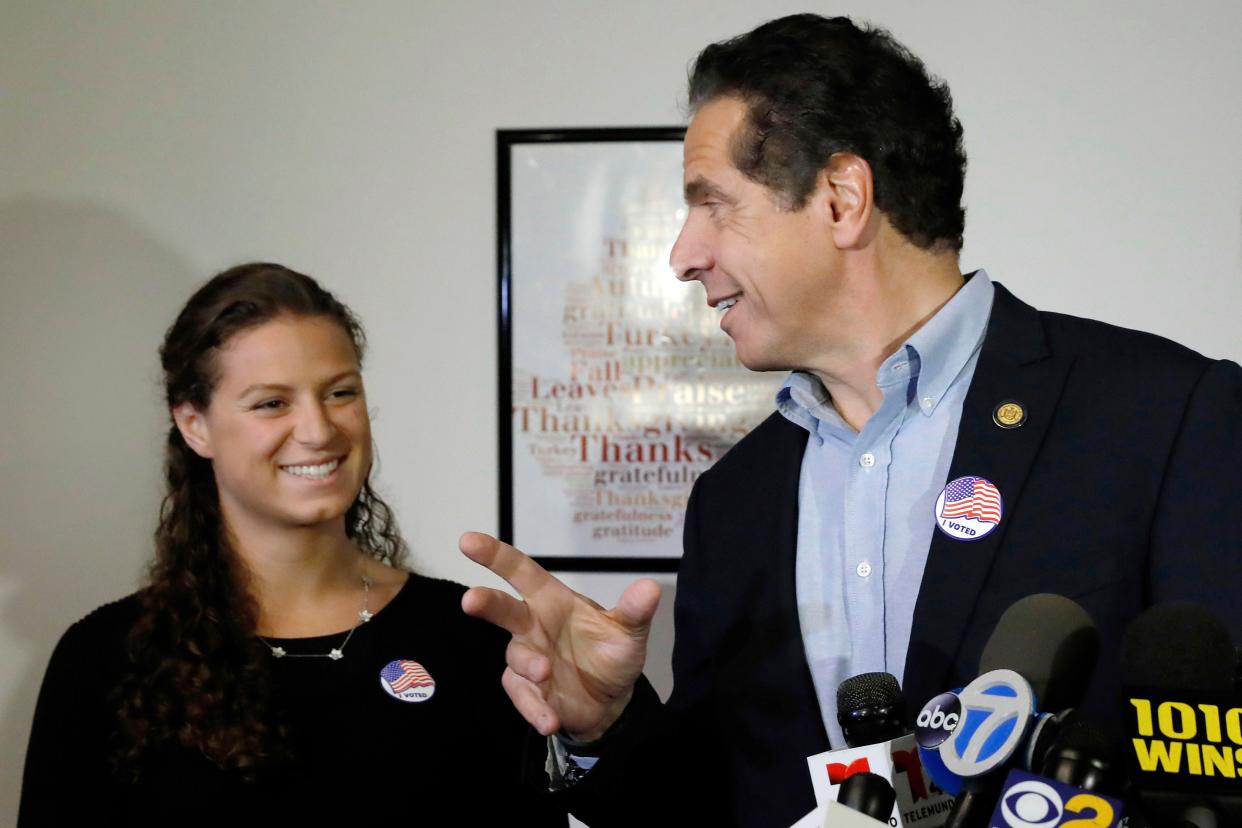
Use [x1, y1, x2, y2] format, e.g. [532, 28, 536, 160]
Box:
[979, 593, 1099, 711]
[837, 672, 902, 714]
[1040, 716, 1118, 792]
[1120, 603, 1241, 826]
[836, 672, 907, 747]
[1052, 717, 1116, 764]
[836, 771, 897, 821]
[1120, 602, 1234, 691]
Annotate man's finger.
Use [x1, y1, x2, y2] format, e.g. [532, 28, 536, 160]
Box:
[461, 586, 533, 636]
[612, 577, 662, 632]
[506, 638, 551, 683]
[501, 667, 561, 736]
[459, 531, 556, 599]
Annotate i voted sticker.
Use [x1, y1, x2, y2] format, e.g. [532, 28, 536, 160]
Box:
[935, 475, 1002, 541]
[380, 659, 436, 703]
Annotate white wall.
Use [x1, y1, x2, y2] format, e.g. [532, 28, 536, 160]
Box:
[3, 1, 1240, 820]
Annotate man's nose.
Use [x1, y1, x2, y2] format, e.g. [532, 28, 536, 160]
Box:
[669, 212, 711, 282]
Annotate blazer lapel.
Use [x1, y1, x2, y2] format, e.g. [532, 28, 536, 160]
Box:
[904, 283, 1075, 708]
[757, 413, 830, 749]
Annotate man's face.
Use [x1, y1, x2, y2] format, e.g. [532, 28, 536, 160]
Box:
[670, 95, 838, 372]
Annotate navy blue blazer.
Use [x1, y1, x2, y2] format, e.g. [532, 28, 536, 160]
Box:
[563, 282, 1242, 828]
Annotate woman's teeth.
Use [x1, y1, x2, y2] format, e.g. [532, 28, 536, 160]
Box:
[282, 459, 341, 479]
[718, 298, 739, 311]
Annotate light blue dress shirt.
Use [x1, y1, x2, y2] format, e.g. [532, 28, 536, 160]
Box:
[776, 270, 995, 748]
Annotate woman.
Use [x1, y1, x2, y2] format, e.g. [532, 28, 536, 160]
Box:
[19, 263, 562, 825]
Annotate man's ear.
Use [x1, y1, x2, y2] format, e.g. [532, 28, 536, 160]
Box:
[172, 401, 214, 459]
[818, 152, 877, 249]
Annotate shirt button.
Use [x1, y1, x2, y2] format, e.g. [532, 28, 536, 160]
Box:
[856, 561, 873, 578]
[859, 452, 876, 468]
[921, 396, 935, 409]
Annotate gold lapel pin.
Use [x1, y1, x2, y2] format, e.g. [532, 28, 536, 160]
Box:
[993, 400, 1027, 429]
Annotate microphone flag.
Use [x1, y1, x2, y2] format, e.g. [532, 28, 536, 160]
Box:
[987, 768, 1122, 828]
[806, 734, 955, 827]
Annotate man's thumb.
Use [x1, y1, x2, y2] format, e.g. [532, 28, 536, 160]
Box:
[613, 578, 661, 631]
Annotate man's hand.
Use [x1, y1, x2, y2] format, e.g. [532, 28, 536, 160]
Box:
[459, 532, 660, 742]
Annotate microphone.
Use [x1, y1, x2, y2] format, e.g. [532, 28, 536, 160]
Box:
[986, 768, 1124, 827]
[938, 669, 1037, 828]
[1039, 717, 1118, 792]
[940, 669, 1037, 779]
[839, 772, 899, 820]
[814, 800, 893, 827]
[807, 672, 955, 826]
[916, 594, 1101, 828]
[838, 672, 908, 747]
[979, 593, 1100, 714]
[978, 718, 1128, 827]
[1120, 602, 1242, 827]
[804, 773, 898, 827]
[980, 703, 1126, 827]
[1120, 602, 1234, 691]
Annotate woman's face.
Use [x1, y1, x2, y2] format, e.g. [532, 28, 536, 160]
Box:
[174, 315, 372, 537]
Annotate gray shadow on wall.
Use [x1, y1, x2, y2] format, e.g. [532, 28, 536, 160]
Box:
[645, 578, 677, 702]
[0, 197, 195, 816]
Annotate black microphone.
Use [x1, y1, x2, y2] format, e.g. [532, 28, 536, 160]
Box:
[1040, 716, 1119, 792]
[813, 673, 954, 826]
[837, 772, 898, 821]
[837, 671, 908, 747]
[1120, 602, 1240, 828]
[1121, 602, 1234, 692]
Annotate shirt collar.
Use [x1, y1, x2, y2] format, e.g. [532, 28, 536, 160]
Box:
[903, 269, 994, 416]
[776, 269, 995, 434]
[777, 372, 838, 442]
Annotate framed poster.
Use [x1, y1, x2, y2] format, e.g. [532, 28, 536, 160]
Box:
[498, 128, 783, 571]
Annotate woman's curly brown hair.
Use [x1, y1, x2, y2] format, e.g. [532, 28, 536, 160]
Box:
[111, 262, 408, 779]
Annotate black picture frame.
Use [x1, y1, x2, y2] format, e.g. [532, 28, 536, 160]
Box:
[499, 128, 684, 573]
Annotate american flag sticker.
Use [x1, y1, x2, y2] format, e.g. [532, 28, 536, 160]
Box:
[379, 659, 436, 703]
[934, 475, 1003, 541]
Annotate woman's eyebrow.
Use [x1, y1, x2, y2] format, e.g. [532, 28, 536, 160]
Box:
[237, 371, 362, 398]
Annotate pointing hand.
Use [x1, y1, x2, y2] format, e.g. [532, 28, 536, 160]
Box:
[460, 532, 660, 741]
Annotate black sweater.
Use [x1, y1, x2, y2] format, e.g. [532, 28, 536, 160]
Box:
[19, 574, 564, 827]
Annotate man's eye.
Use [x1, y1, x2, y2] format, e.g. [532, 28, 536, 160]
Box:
[331, 388, 359, 399]
[254, 399, 286, 411]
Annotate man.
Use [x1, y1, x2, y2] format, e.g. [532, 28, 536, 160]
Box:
[462, 14, 1242, 826]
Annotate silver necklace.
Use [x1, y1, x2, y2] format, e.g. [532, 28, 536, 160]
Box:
[257, 575, 373, 661]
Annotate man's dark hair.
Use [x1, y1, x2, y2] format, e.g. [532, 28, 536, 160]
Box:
[688, 14, 967, 252]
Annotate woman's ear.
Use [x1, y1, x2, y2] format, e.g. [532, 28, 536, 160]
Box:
[172, 402, 214, 459]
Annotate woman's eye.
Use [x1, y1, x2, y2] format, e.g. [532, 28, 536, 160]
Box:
[254, 399, 286, 411]
[331, 388, 359, 399]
